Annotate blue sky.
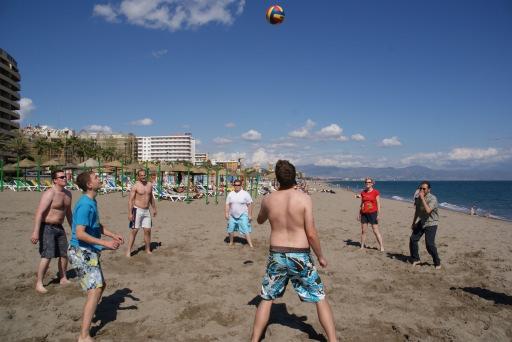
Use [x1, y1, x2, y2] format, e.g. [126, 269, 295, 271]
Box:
[2, 0, 511, 170]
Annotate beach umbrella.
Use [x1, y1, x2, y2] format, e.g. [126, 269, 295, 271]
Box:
[105, 160, 123, 185]
[125, 162, 143, 171]
[169, 163, 188, 173]
[77, 158, 99, 168]
[18, 158, 36, 182]
[2, 163, 17, 171]
[18, 158, 36, 168]
[41, 159, 63, 167]
[105, 160, 123, 168]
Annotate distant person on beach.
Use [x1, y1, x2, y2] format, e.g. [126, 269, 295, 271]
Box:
[225, 179, 254, 247]
[470, 206, 476, 216]
[30, 169, 73, 293]
[126, 169, 157, 257]
[68, 171, 124, 342]
[410, 181, 441, 269]
[357, 178, 384, 251]
[251, 160, 336, 342]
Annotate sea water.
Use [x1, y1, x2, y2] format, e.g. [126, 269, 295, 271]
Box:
[328, 181, 512, 221]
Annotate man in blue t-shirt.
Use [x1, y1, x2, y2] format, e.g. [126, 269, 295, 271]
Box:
[68, 171, 124, 342]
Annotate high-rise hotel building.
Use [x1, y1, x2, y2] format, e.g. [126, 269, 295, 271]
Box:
[0, 48, 21, 159]
[137, 133, 196, 163]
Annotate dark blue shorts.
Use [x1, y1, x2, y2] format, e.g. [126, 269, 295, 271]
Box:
[361, 212, 378, 225]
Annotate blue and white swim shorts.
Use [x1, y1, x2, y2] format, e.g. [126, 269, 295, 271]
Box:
[260, 246, 325, 303]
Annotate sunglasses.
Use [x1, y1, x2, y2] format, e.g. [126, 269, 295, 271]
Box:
[234, 184, 242, 186]
[365, 181, 373, 184]
[54, 176, 66, 180]
[420, 187, 428, 190]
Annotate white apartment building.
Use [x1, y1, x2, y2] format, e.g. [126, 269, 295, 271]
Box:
[195, 152, 208, 165]
[137, 133, 196, 163]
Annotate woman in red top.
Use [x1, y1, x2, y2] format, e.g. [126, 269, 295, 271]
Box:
[357, 178, 384, 251]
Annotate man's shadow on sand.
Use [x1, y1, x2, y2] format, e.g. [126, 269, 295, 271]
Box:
[91, 288, 140, 336]
[130, 241, 162, 256]
[453, 287, 512, 306]
[223, 236, 249, 245]
[248, 296, 327, 341]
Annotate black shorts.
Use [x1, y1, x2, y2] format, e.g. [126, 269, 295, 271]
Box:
[39, 223, 68, 258]
[361, 212, 379, 225]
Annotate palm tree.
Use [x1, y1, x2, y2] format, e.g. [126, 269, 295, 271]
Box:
[5, 131, 30, 160]
[33, 137, 49, 160]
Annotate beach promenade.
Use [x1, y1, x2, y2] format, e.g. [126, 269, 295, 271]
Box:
[1, 186, 511, 341]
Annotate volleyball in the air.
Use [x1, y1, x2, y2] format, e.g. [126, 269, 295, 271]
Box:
[266, 5, 285, 25]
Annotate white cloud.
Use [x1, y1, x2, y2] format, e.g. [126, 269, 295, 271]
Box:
[317, 124, 342, 138]
[289, 119, 315, 138]
[130, 117, 154, 126]
[16, 98, 36, 122]
[313, 154, 364, 168]
[351, 133, 366, 141]
[83, 125, 113, 133]
[93, 4, 119, 22]
[213, 137, 233, 145]
[195, 139, 201, 145]
[380, 136, 402, 147]
[241, 129, 262, 141]
[400, 147, 510, 168]
[225, 122, 236, 128]
[151, 49, 168, 58]
[93, 0, 246, 32]
[448, 147, 498, 161]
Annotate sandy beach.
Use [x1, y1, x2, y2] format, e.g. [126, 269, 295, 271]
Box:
[1, 185, 511, 341]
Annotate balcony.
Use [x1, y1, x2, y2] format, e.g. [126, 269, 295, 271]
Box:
[0, 106, 20, 120]
[0, 116, 19, 129]
[0, 62, 21, 82]
[0, 73, 20, 91]
[0, 83, 20, 101]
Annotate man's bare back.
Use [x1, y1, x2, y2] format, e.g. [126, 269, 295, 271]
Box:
[258, 188, 311, 248]
[132, 181, 153, 209]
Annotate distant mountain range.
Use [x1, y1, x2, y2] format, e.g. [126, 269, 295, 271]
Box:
[297, 165, 512, 180]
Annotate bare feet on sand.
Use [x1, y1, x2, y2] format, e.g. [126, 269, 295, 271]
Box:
[435, 265, 442, 270]
[35, 283, 48, 294]
[412, 261, 421, 266]
[146, 250, 153, 255]
[60, 278, 71, 286]
[78, 336, 95, 342]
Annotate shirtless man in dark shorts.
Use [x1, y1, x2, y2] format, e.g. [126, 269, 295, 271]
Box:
[251, 160, 337, 341]
[126, 169, 157, 257]
[30, 169, 72, 293]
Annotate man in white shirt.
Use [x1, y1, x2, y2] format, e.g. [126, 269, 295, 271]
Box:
[225, 179, 254, 247]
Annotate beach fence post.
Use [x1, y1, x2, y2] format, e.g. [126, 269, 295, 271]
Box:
[157, 164, 162, 201]
[16, 156, 20, 192]
[0, 159, 3, 191]
[225, 165, 228, 197]
[250, 176, 254, 198]
[185, 164, 192, 204]
[121, 160, 125, 195]
[255, 174, 259, 199]
[215, 168, 219, 205]
[205, 167, 210, 205]
[98, 159, 103, 182]
[36, 157, 41, 192]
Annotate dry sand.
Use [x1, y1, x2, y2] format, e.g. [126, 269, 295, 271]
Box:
[0, 185, 511, 341]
